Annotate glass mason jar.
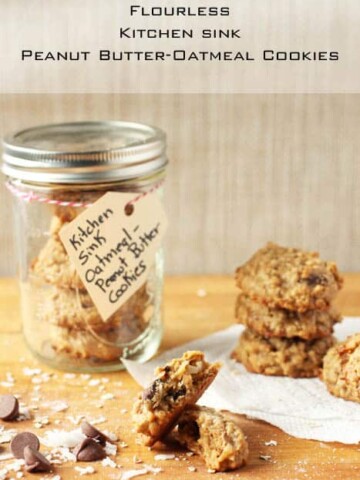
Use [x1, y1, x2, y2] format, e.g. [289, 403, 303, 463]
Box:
[2, 121, 168, 372]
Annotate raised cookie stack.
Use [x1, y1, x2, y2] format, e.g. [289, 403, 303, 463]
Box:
[30, 213, 149, 364]
[232, 243, 343, 378]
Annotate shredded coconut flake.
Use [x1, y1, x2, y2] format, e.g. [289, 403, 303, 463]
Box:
[100, 393, 115, 401]
[0, 382, 14, 388]
[265, 440, 278, 447]
[48, 446, 76, 463]
[41, 428, 86, 448]
[120, 465, 162, 480]
[75, 466, 96, 476]
[259, 455, 272, 461]
[17, 406, 31, 421]
[47, 401, 69, 413]
[154, 454, 176, 461]
[103, 430, 118, 442]
[67, 415, 84, 425]
[0, 426, 17, 444]
[23, 367, 42, 376]
[89, 416, 106, 425]
[105, 442, 117, 457]
[101, 457, 118, 468]
[88, 379, 101, 387]
[196, 288, 207, 297]
[0, 452, 14, 461]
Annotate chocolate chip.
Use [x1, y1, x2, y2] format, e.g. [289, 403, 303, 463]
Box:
[178, 420, 200, 440]
[24, 446, 52, 473]
[167, 385, 187, 401]
[0, 394, 19, 421]
[81, 421, 112, 445]
[303, 274, 328, 286]
[73, 438, 106, 462]
[142, 379, 160, 401]
[10, 432, 40, 459]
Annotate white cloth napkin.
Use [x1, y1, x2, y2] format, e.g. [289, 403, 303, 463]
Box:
[123, 317, 360, 444]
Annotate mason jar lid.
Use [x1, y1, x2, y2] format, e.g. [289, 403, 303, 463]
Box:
[2, 121, 167, 184]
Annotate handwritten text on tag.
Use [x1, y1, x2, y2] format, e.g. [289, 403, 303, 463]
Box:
[60, 192, 167, 321]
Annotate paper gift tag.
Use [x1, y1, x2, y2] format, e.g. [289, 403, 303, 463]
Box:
[60, 192, 167, 322]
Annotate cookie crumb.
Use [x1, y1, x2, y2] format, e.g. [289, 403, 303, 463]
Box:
[188, 466, 197, 472]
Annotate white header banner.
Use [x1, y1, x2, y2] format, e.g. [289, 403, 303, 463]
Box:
[0, 0, 359, 93]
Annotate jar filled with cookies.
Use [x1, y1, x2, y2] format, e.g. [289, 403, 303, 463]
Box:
[3, 121, 168, 372]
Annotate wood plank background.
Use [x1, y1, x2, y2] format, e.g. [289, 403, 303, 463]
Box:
[1, 94, 360, 275]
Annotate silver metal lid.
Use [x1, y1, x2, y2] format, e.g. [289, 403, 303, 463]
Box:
[2, 121, 167, 184]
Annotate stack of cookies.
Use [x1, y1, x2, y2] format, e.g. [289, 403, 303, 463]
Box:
[232, 243, 343, 378]
[30, 213, 149, 363]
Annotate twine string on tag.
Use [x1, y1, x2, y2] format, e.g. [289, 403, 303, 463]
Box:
[5, 180, 164, 210]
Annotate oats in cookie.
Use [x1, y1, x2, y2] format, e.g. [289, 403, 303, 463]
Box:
[173, 405, 248, 472]
[236, 293, 341, 340]
[132, 351, 220, 446]
[235, 243, 343, 312]
[322, 333, 360, 403]
[232, 328, 334, 378]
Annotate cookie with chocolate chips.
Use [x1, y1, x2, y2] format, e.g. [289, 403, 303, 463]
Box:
[174, 406, 248, 472]
[236, 293, 341, 340]
[132, 351, 220, 446]
[232, 328, 334, 378]
[235, 242, 343, 312]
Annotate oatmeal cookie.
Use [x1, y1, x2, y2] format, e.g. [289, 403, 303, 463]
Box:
[322, 334, 360, 403]
[41, 284, 149, 330]
[30, 230, 84, 290]
[236, 294, 341, 340]
[174, 405, 248, 472]
[232, 328, 334, 378]
[235, 243, 343, 312]
[49, 325, 126, 362]
[132, 351, 220, 446]
[51, 190, 105, 223]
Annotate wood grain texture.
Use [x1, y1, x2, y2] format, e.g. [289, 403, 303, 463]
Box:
[0, 275, 359, 479]
[1, 94, 360, 275]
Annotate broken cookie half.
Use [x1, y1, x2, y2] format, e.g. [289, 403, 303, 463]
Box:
[173, 405, 249, 472]
[132, 351, 220, 446]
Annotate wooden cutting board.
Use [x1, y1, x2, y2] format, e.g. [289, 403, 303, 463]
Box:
[0, 275, 359, 480]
